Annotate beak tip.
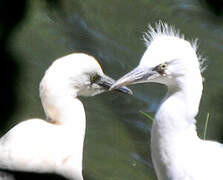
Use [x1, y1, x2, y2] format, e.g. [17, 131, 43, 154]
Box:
[109, 85, 116, 91]
[128, 89, 133, 95]
[109, 80, 124, 91]
[109, 83, 133, 95]
[109, 84, 122, 92]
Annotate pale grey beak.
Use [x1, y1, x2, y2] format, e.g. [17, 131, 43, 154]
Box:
[96, 74, 133, 95]
[110, 66, 157, 91]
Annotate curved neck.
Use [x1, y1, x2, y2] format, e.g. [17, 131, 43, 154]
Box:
[155, 70, 203, 133]
[41, 94, 86, 129]
[151, 70, 203, 179]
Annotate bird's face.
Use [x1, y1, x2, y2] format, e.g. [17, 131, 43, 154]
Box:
[110, 36, 200, 90]
[76, 61, 132, 97]
[41, 53, 132, 98]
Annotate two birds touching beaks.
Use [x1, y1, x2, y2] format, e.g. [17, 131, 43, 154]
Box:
[1, 21, 223, 180]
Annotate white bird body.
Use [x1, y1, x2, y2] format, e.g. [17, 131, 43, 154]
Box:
[0, 117, 84, 179]
[111, 22, 223, 180]
[0, 53, 131, 180]
[152, 96, 223, 180]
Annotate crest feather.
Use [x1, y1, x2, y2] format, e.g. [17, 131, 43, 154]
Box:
[143, 21, 207, 73]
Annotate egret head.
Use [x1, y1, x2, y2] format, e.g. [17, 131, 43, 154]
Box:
[40, 53, 132, 99]
[110, 22, 205, 91]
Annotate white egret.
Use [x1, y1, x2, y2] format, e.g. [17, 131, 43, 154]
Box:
[0, 53, 132, 180]
[111, 22, 223, 180]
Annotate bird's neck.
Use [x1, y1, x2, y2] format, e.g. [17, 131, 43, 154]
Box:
[154, 71, 203, 136]
[151, 71, 203, 179]
[41, 94, 86, 129]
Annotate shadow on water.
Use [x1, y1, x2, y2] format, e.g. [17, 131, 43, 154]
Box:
[0, 0, 27, 134]
[0, 170, 69, 180]
[199, 0, 223, 16]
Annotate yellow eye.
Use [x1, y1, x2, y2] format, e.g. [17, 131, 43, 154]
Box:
[153, 62, 168, 75]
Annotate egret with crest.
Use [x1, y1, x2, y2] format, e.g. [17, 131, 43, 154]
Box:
[111, 22, 223, 180]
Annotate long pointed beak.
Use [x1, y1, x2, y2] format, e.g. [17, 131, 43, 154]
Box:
[97, 74, 133, 95]
[110, 66, 156, 90]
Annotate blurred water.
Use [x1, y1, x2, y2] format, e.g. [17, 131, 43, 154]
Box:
[4, 0, 223, 179]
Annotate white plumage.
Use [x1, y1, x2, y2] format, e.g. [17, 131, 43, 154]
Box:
[0, 53, 131, 180]
[111, 22, 223, 180]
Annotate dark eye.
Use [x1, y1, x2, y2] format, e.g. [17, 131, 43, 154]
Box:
[90, 74, 100, 84]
